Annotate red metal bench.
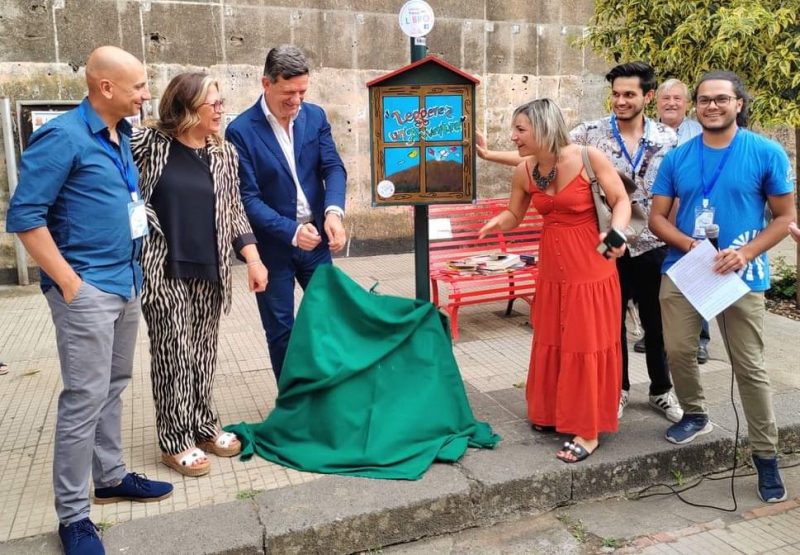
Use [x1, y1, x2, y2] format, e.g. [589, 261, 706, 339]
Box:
[428, 198, 543, 341]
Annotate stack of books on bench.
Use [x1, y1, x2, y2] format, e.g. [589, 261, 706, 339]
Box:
[447, 253, 529, 274]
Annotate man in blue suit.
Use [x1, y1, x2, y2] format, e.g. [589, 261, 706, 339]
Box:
[227, 45, 347, 383]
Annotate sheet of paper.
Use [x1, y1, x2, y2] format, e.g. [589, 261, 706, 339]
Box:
[665, 239, 750, 321]
[429, 218, 453, 240]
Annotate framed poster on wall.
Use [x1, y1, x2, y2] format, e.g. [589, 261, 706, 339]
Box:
[16, 100, 143, 152]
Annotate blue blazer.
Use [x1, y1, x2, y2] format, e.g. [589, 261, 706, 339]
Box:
[226, 99, 347, 265]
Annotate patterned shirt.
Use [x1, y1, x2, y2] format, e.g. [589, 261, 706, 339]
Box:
[570, 115, 678, 256]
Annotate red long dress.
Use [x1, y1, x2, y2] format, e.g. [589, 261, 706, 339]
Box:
[526, 169, 622, 439]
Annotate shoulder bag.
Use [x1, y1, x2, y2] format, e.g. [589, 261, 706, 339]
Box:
[581, 146, 648, 243]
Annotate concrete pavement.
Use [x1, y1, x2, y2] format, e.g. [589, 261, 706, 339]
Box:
[387, 463, 800, 553]
[0, 245, 798, 554]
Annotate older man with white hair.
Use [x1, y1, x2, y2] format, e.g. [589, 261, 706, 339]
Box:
[656, 78, 702, 145]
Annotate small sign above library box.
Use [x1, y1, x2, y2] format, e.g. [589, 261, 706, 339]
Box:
[367, 55, 479, 206]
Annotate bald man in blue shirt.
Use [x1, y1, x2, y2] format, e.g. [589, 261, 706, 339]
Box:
[6, 46, 172, 555]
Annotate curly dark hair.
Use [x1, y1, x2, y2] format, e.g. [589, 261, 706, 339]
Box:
[692, 70, 749, 128]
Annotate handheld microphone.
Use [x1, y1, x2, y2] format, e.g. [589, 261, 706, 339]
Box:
[705, 224, 719, 250]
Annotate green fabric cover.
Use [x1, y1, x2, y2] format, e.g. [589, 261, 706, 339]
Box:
[225, 265, 500, 480]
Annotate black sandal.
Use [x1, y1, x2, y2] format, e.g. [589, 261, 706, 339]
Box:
[556, 441, 595, 463]
[531, 424, 556, 433]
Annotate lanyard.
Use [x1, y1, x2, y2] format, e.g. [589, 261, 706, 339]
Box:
[610, 113, 646, 178]
[79, 104, 139, 201]
[698, 129, 738, 208]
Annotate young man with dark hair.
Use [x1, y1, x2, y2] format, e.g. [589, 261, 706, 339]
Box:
[570, 62, 681, 423]
[650, 70, 795, 503]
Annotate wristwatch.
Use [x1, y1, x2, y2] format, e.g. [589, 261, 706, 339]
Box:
[325, 208, 344, 220]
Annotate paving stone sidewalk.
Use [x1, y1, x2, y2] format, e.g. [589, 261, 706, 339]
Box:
[387, 464, 800, 554]
[0, 245, 798, 553]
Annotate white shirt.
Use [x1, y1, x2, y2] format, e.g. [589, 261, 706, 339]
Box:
[259, 95, 344, 247]
[260, 94, 312, 224]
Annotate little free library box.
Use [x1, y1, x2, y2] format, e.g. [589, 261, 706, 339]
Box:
[367, 55, 479, 206]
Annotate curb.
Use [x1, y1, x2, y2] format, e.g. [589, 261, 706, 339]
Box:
[4, 392, 798, 555]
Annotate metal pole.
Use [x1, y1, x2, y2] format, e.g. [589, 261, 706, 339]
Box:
[411, 37, 430, 301]
[1, 98, 29, 285]
[147, 97, 159, 120]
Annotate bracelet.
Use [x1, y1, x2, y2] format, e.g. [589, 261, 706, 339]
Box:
[246, 260, 262, 267]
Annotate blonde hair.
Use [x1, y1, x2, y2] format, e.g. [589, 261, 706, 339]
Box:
[155, 72, 221, 144]
[512, 98, 570, 158]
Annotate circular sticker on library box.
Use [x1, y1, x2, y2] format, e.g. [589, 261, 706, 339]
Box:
[377, 180, 395, 198]
[398, 0, 435, 38]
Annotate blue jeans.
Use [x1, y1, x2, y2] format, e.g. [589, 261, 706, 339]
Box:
[256, 246, 332, 383]
[699, 319, 711, 347]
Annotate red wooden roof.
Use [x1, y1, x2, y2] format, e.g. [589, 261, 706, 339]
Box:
[366, 55, 480, 87]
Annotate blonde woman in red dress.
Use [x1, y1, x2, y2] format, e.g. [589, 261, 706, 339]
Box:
[480, 98, 631, 462]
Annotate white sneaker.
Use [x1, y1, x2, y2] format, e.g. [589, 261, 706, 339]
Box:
[617, 390, 629, 419]
[649, 391, 684, 423]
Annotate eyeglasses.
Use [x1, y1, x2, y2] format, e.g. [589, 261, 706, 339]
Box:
[696, 95, 738, 108]
[200, 99, 225, 113]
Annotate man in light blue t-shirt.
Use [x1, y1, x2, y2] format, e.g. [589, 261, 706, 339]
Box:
[650, 71, 795, 504]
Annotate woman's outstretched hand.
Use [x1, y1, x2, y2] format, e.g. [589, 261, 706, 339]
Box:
[479, 217, 502, 239]
[789, 221, 800, 244]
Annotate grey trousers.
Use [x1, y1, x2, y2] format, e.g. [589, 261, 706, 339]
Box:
[659, 276, 778, 456]
[45, 282, 140, 525]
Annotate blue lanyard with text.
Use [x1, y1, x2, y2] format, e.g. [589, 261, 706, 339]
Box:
[79, 104, 139, 201]
[610, 113, 646, 179]
[698, 129, 738, 208]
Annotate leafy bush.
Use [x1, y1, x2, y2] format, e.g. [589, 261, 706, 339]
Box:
[767, 257, 797, 300]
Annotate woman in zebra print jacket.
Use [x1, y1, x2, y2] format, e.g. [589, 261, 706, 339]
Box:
[132, 72, 268, 477]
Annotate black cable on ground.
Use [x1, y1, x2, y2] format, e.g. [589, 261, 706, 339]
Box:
[631, 317, 740, 511]
[630, 310, 797, 512]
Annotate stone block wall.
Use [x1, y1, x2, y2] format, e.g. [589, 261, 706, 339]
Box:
[0, 0, 611, 280]
[1, 1, 793, 282]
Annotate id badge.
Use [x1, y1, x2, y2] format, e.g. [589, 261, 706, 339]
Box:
[692, 205, 715, 238]
[127, 200, 149, 239]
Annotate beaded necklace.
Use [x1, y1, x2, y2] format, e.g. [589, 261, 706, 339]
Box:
[531, 162, 557, 191]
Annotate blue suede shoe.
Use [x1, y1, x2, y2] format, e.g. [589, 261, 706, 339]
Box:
[58, 518, 104, 555]
[665, 413, 713, 445]
[752, 454, 788, 503]
[94, 472, 173, 504]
